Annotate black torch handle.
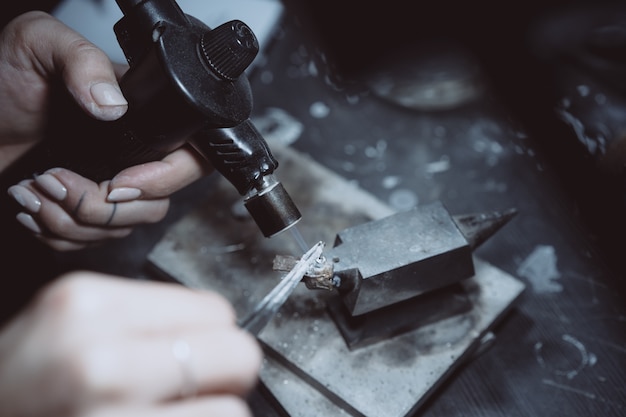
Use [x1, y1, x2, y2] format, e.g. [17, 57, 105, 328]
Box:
[2, 0, 259, 187]
[190, 120, 279, 196]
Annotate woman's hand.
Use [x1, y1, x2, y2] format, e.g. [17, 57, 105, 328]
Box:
[0, 271, 262, 417]
[0, 11, 129, 170]
[1, 12, 211, 250]
[8, 146, 209, 251]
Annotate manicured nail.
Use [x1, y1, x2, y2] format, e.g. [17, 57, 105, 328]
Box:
[16, 212, 42, 234]
[91, 82, 127, 107]
[107, 187, 142, 202]
[90, 83, 128, 121]
[35, 174, 67, 201]
[8, 185, 42, 213]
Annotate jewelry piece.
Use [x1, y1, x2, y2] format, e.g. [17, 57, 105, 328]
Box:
[171, 339, 197, 398]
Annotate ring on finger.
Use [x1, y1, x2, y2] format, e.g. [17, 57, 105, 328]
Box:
[172, 339, 197, 398]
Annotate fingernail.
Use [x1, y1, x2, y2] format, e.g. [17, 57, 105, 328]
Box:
[8, 185, 42, 213]
[91, 82, 127, 107]
[107, 187, 142, 202]
[16, 212, 42, 234]
[35, 174, 67, 201]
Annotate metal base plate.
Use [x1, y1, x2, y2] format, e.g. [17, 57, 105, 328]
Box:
[326, 282, 473, 350]
[147, 144, 525, 417]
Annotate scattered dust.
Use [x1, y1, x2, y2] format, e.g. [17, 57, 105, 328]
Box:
[534, 334, 595, 380]
[517, 245, 563, 293]
[425, 156, 451, 174]
[382, 175, 401, 189]
[252, 107, 304, 147]
[388, 189, 418, 211]
[309, 101, 330, 118]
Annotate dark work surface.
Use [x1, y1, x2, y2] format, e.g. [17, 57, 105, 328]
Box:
[28, 3, 626, 417]
[245, 8, 626, 417]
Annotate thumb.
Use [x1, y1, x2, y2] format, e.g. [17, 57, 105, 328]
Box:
[13, 12, 128, 121]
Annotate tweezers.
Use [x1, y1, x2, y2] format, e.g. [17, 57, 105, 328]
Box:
[239, 241, 325, 335]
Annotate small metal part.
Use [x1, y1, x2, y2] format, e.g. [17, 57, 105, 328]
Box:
[239, 241, 325, 335]
[273, 253, 335, 290]
[272, 255, 298, 272]
[303, 255, 335, 290]
[325, 201, 516, 316]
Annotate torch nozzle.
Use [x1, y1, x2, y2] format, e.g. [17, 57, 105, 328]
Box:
[244, 175, 302, 238]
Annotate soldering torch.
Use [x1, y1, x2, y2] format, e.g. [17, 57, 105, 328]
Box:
[10, 0, 301, 238]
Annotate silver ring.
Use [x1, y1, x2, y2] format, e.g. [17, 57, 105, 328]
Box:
[171, 339, 197, 398]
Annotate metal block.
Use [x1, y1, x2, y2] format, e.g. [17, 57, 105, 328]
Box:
[327, 282, 473, 350]
[329, 201, 475, 316]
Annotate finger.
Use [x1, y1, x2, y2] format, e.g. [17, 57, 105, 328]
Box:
[13, 179, 134, 241]
[31, 168, 170, 227]
[108, 145, 212, 201]
[35, 202, 134, 241]
[34, 234, 90, 251]
[4, 11, 127, 121]
[170, 330, 262, 397]
[7, 190, 95, 251]
[46, 273, 238, 332]
[76, 331, 262, 402]
[86, 396, 252, 417]
[13, 211, 120, 251]
[10, 189, 133, 245]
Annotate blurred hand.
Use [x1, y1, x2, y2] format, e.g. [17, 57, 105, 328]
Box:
[1, 12, 211, 250]
[0, 271, 262, 417]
